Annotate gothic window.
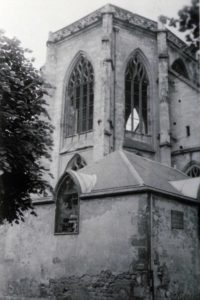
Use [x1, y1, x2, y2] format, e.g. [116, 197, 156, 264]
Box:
[55, 173, 79, 234]
[186, 165, 200, 178]
[171, 59, 189, 79]
[65, 55, 94, 137]
[125, 54, 149, 134]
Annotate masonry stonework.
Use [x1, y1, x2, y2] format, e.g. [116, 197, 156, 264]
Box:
[0, 4, 200, 300]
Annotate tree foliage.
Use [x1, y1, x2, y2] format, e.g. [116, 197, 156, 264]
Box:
[160, 0, 199, 52]
[0, 30, 54, 224]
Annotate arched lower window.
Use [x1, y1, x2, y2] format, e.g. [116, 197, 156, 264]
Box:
[65, 55, 94, 137]
[55, 173, 79, 234]
[125, 54, 149, 134]
[171, 59, 189, 80]
[186, 165, 200, 178]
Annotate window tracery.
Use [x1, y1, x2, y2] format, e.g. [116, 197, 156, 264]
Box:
[186, 165, 200, 178]
[125, 54, 149, 134]
[65, 55, 94, 137]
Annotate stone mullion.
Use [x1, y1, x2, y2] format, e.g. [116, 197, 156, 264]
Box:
[139, 80, 143, 133]
[131, 79, 134, 131]
[73, 87, 77, 134]
[86, 66, 90, 131]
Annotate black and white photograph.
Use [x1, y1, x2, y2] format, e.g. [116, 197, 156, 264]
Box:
[0, 0, 199, 299]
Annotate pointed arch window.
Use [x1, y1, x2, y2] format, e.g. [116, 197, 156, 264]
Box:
[55, 173, 80, 234]
[65, 55, 94, 137]
[125, 54, 149, 134]
[186, 165, 200, 178]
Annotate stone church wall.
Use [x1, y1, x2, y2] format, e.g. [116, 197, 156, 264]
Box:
[152, 195, 200, 300]
[0, 194, 151, 300]
[44, 21, 164, 185]
[44, 24, 104, 185]
[0, 192, 199, 299]
[169, 75, 200, 170]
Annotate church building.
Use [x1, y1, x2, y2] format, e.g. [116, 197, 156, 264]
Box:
[0, 4, 200, 300]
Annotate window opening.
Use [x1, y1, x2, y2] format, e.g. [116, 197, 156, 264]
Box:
[171, 59, 189, 79]
[125, 54, 149, 134]
[55, 174, 79, 234]
[186, 125, 190, 137]
[186, 165, 200, 178]
[171, 210, 184, 229]
[65, 56, 94, 136]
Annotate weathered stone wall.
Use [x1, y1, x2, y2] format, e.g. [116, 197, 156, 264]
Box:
[0, 194, 151, 300]
[43, 24, 104, 185]
[43, 18, 162, 186]
[169, 74, 200, 170]
[152, 195, 200, 300]
[0, 191, 199, 299]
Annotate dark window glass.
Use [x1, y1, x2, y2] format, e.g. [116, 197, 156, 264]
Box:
[171, 59, 189, 79]
[171, 210, 184, 229]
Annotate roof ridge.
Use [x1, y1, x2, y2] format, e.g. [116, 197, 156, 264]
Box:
[119, 151, 144, 186]
[123, 150, 187, 177]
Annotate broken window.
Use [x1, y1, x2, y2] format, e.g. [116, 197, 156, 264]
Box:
[65, 55, 94, 137]
[55, 173, 79, 234]
[125, 54, 149, 134]
[171, 210, 184, 229]
[171, 58, 189, 80]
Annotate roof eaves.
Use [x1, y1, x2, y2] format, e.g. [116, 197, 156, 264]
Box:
[80, 184, 200, 205]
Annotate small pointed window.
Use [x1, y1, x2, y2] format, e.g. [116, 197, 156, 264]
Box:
[186, 165, 200, 178]
[125, 54, 149, 134]
[171, 59, 189, 79]
[55, 173, 79, 234]
[65, 56, 94, 137]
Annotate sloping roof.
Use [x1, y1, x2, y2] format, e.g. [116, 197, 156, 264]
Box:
[170, 177, 200, 199]
[73, 150, 200, 202]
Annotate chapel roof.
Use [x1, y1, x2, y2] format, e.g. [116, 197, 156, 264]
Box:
[73, 150, 200, 203]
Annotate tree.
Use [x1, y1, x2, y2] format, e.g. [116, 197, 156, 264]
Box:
[160, 0, 199, 52]
[0, 30, 54, 224]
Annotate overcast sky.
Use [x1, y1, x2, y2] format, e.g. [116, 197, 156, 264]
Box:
[0, 0, 191, 68]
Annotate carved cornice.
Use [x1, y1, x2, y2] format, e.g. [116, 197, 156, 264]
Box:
[48, 9, 102, 43]
[47, 3, 194, 59]
[113, 5, 157, 31]
[48, 4, 157, 43]
[167, 31, 195, 58]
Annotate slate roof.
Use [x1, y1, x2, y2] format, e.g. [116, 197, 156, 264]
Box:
[73, 150, 200, 202]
